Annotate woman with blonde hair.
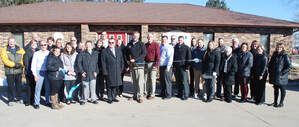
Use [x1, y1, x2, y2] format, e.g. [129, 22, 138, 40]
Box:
[268, 43, 291, 108]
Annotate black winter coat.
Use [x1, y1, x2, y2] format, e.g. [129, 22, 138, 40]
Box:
[202, 49, 221, 76]
[46, 54, 64, 81]
[220, 54, 238, 85]
[75, 50, 99, 81]
[173, 43, 192, 69]
[101, 47, 124, 87]
[252, 53, 268, 77]
[94, 47, 105, 73]
[268, 52, 291, 85]
[237, 51, 253, 77]
[23, 47, 37, 76]
[125, 41, 146, 65]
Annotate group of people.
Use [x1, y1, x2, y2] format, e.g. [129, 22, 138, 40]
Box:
[0, 31, 291, 110]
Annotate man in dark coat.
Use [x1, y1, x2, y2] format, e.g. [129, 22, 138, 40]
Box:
[125, 32, 147, 103]
[23, 41, 38, 106]
[75, 41, 99, 105]
[219, 46, 238, 103]
[173, 36, 192, 100]
[101, 39, 124, 104]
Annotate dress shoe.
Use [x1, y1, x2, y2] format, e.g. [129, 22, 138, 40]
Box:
[92, 101, 98, 104]
[137, 98, 143, 103]
[113, 99, 119, 102]
[7, 102, 13, 106]
[147, 96, 155, 100]
[277, 103, 284, 108]
[79, 101, 85, 105]
[33, 105, 40, 109]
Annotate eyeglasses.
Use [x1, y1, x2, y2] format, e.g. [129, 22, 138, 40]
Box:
[40, 44, 47, 46]
[71, 40, 76, 41]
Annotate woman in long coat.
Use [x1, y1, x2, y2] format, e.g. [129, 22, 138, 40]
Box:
[252, 45, 268, 105]
[268, 43, 291, 108]
[101, 39, 124, 104]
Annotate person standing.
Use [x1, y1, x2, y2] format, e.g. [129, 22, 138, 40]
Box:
[55, 38, 64, 51]
[0, 37, 25, 106]
[125, 32, 147, 103]
[94, 39, 106, 101]
[268, 43, 291, 108]
[189, 37, 197, 97]
[252, 45, 268, 105]
[202, 41, 221, 102]
[159, 35, 174, 100]
[144, 34, 160, 100]
[215, 38, 226, 99]
[219, 46, 238, 103]
[173, 36, 192, 100]
[116, 39, 127, 97]
[31, 40, 51, 109]
[237, 43, 253, 103]
[23, 40, 38, 106]
[101, 39, 124, 104]
[231, 38, 241, 98]
[191, 39, 206, 99]
[249, 40, 259, 101]
[170, 35, 177, 47]
[76, 41, 99, 105]
[60, 43, 78, 105]
[47, 37, 55, 51]
[46, 46, 65, 109]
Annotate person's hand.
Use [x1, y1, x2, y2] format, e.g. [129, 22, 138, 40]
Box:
[259, 76, 263, 80]
[34, 76, 38, 82]
[166, 67, 171, 72]
[130, 59, 135, 63]
[14, 63, 22, 69]
[82, 72, 86, 78]
[68, 68, 74, 72]
[126, 67, 130, 72]
[212, 72, 217, 77]
[94, 72, 97, 77]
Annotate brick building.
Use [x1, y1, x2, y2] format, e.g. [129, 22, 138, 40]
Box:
[0, 2, 299, 78]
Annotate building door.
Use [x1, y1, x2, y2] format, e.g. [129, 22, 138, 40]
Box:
[98, 32, 128, 45]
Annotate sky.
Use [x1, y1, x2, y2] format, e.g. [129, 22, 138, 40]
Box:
[145, 0, 298, 22]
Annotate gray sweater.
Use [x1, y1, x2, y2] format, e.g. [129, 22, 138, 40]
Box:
[60, 52, 78, 81]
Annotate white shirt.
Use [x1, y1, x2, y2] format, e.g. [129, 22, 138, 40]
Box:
[31, 50, 49, 76]
[224, 55, 232, 73]
[160, 43, 174, 70]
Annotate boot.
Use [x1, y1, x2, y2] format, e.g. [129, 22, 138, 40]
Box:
[55, 94, 64, 109]
[50, 95, 60, 110]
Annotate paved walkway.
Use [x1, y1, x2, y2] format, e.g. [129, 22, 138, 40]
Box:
[0, 76, 298, 127]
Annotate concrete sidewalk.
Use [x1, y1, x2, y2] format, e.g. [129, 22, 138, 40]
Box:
[0, 76, 298, 127]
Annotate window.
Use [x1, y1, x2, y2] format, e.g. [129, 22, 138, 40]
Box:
[203, 32, 214, 48]
[12, 32, 24, 48]
[260, 34, 270, 55]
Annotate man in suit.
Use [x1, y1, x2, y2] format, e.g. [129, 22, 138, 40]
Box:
[101, 39, 124, 104]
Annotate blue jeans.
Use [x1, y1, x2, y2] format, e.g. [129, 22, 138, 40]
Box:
[204, 76, 216, 100]
[34, 71, 51, 105]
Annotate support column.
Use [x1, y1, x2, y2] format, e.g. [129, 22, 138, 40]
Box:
[81, 24, 89, 43]
[141, 24, 148, 43]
